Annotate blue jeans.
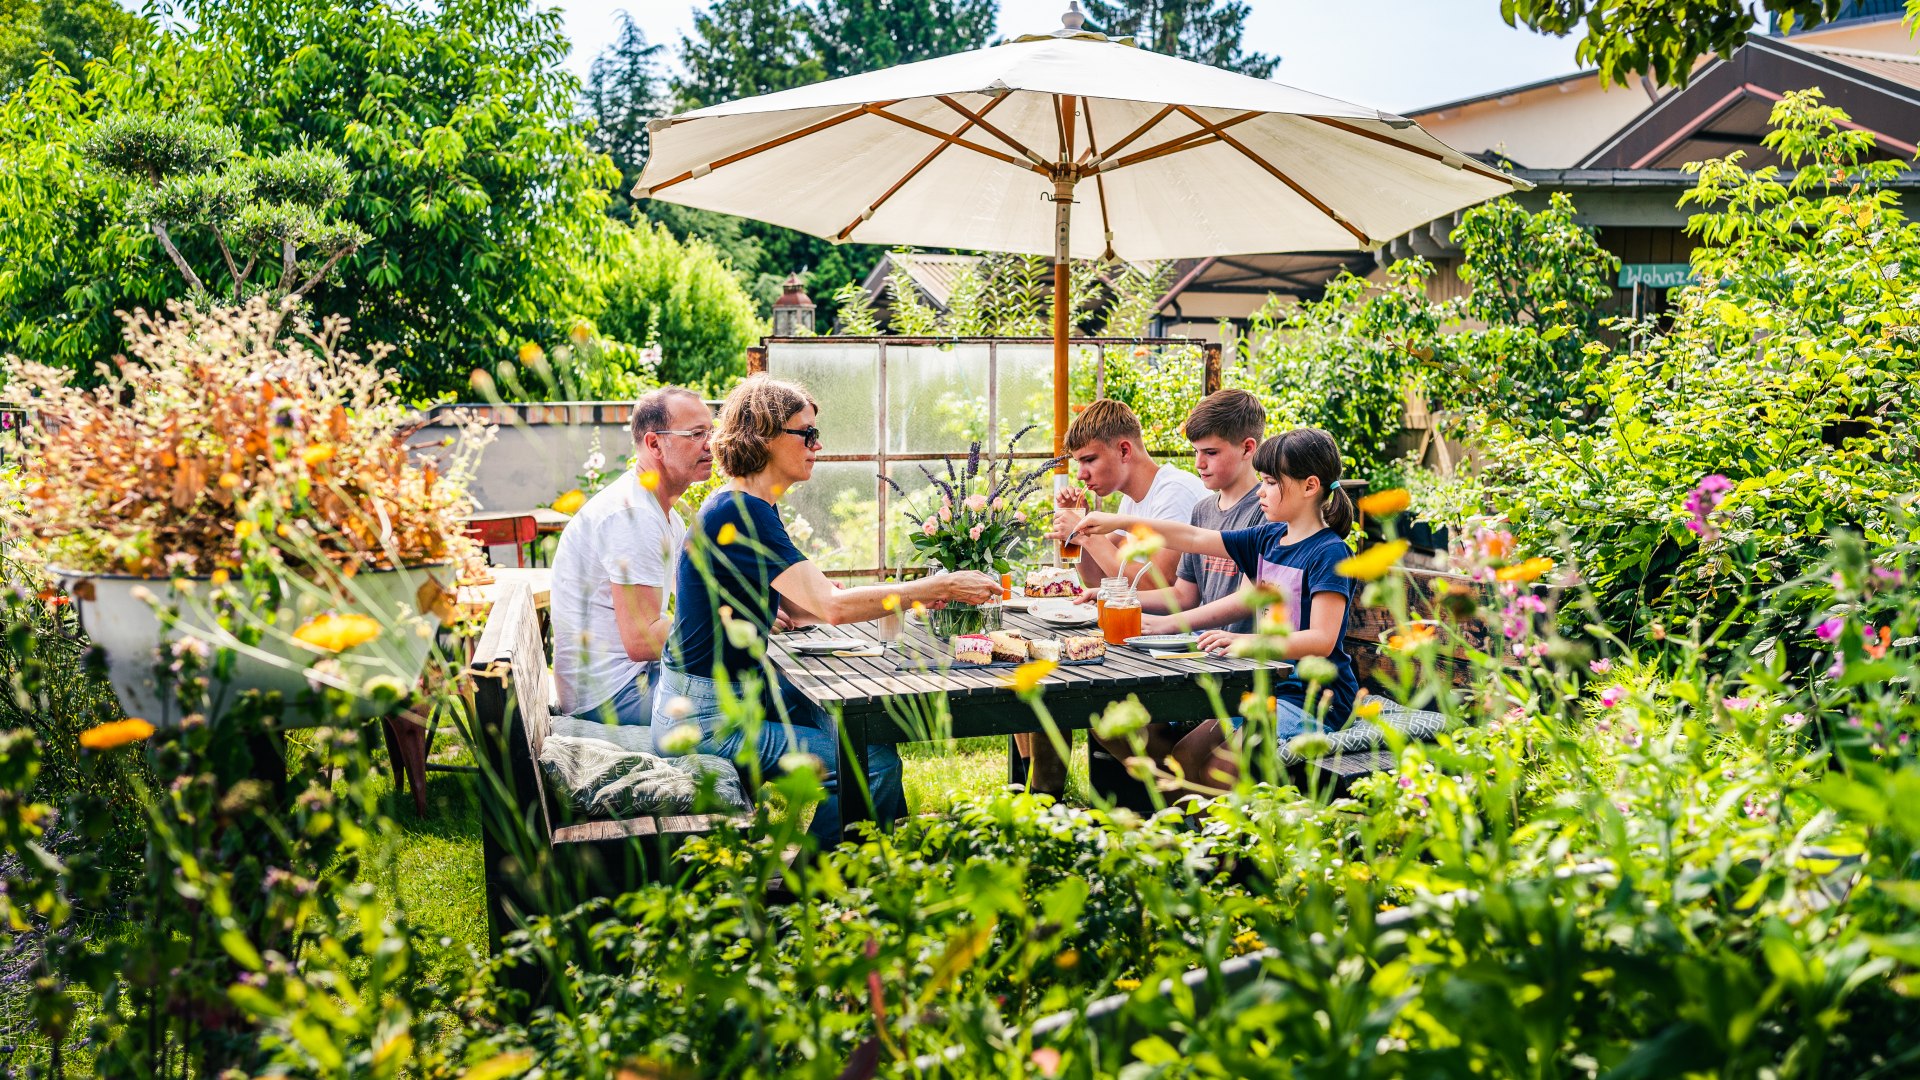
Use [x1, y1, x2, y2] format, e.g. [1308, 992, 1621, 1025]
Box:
[1226, 696, 1311, 741]
[579, 662, 659, 727]
[651, 666, 905, 845]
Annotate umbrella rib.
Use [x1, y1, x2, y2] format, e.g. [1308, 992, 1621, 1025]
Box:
[638, 101, 896, 198]
[1175, 105, 1371, 246]
[1096, 112, 1260, 174]
[1081, 104, 1114, 259]
[864, 105, 1047, 175]
[1090, 104, 1178, 166]
[837, 94, 1012, 242]
[934, 95, 1043, 166]
[1308, 115, 1519, 185]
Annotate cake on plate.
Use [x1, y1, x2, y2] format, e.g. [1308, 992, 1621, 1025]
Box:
[1027, 638, 1062, 662]
[987, 630, 1028, 662]
[1061, 635, 1106, 661]
[952, 634, 993, 665]
[1024, 567, 1080, 598]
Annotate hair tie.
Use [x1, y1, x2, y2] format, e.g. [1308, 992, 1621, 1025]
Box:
[1326, 479, 1340, 496]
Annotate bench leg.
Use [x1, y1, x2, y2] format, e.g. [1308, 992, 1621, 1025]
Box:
[836, 710, 873, 846]
[383, 714, 430, 818]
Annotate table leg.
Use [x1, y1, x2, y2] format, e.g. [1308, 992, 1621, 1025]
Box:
[836, 706, 874, 846]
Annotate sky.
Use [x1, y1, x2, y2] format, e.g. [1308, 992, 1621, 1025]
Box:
[551, 0, 1586, 115]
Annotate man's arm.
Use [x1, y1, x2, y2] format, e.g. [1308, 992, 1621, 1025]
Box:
[609, 583, 670, 661]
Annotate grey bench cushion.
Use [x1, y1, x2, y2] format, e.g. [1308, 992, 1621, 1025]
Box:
[1278, 699, 1450, 766]
[538, 731, 749, 818]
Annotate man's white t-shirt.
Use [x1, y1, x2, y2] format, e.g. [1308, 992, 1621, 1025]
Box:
[1119, 463, 1209, 527]
[551, 468, 685, 716]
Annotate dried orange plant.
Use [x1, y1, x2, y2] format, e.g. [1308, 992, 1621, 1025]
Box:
[1, 299, 490, 579]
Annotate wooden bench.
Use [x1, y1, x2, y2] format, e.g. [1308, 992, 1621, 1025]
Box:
[1089, 565, 1515, 804]
[465, 582, 741, 954]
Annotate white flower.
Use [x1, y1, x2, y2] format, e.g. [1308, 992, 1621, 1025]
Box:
[779, 752, 826, 781]
[658, 723, 703, 756]
[661, 695, 696, 721]
[583, 451, 606, 472]
[170, 636, 211, 661]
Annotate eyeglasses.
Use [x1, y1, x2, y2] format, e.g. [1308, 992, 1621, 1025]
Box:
[782, 425, 822, 449]
[651, 428, 713, 443]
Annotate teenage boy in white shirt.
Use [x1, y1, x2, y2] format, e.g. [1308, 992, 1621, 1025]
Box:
[550, 386, 714, 726]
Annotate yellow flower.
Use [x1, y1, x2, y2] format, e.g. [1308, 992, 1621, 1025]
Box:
[638, 469, 660, 491]
[1054, 949, 1079, 970]
[1007, 659, 1058, 693]
[568, 320, 593, 345]
[770, 483, 787, 498]
[1114, 978, 1142, 991]
[218, 472, 242, 489]
[1356, 488, 1411, 517]
[551, 489, 587, 515]
[1238, 692, 1278, 714]
[1496, 556, 1555, 584]
[1116, 524, 1164, 564]
[293, 612, 384, 652]
[300, 444, 334, 467]
[79, 718, 155, 750]
[517, 342, 545, 365]
[210, 568, 230, 585]
[1352, 696, 1384, 720]
[1385, 623, 1439, 651]
[881, 594, 901, 612]
[234, 520, 256, 541]
[716, 522, 739, 546]
[1336, 539, 1409, 581]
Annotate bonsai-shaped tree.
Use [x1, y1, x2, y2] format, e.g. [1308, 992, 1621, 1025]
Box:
[81, 113, 368, 305]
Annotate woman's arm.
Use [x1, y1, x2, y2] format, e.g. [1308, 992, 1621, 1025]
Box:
[1071, 512, 1230, 558]
[771, 561, 1001, 625]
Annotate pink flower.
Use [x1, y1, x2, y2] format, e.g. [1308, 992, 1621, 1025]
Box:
[1683, 474, 1734, 541]
[922, 518, 938, 536]
[1589, 658, 1612, 674]
[964, 494, 989, 512]
[1031, 1048, 1062, 1078]
[969, 523, 985, 541]
[1012, 511, 1027, 524]
[939, 506, 952, 523]
[1723, 697, 1755, 711]
[1600, 686, 1626, 708]
[992, 496, 1006, 511]
[1782, 712, 1808, 729]
[1815, 617, 1844, 642]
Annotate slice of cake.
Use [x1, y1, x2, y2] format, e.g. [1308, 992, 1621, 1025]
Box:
[987, 630, 1028, 663]
[1024, 567, 1080, 598]
[1027, 638, 1062, 663]
[952, 634, 993, 665]
[1061, 635, 1106, 661]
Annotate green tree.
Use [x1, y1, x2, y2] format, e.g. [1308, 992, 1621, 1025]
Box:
[585, 220, 765, 392]
[807, 0, 999, 79]
[1083, 0, 1278, 77]
[0, 0, 148, 93]
[674, 0, 822, 110]
[586, 11, 668, 223]
[1499, 0, 1902, 88]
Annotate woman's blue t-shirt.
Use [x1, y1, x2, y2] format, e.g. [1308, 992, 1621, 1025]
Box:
[1217, 523, 1359, 728]
[668, 489, 806, 679]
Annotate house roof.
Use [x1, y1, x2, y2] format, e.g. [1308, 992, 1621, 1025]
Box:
[1798, 41, 1920, 91]
[859, 251, 982, 309]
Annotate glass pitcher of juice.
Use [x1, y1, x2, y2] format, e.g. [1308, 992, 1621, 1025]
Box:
[1099, 579, 1142, 645]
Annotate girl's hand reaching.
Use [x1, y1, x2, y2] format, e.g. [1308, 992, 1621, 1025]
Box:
[1195, 629, 1246, 656]
[1070, 511, 1123, 539]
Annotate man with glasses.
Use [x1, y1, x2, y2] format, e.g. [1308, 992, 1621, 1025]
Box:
[551, 386, 714, 727]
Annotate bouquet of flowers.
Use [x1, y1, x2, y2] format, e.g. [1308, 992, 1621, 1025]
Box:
[881, 424, 1063, 575]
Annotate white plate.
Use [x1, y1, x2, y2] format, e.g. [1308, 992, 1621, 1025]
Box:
[1036, 607, 1097, 628]
[787, 638, 876, 655]
[1125, 634, 1200, 649]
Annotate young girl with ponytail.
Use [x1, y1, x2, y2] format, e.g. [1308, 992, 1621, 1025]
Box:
[1069, 428, 1360, 786]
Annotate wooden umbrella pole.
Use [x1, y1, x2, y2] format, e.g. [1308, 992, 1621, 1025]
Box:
[1052, 176, 1073, 464]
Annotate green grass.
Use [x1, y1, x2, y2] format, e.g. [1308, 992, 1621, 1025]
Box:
[362, 724, 1095, 978]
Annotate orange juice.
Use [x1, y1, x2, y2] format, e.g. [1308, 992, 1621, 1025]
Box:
[1100, 601, 1142, 645]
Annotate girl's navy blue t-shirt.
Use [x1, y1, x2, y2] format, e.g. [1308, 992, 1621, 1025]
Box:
[668, 489, 806, 678]
[1217, 523, 1359, 728]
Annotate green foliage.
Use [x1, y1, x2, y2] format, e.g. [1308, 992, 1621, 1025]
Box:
[585, 221, 765, 393]
[0, 0, 147, 93]
[1497, 0, 1903, 88]
[674, 0, 824, 111]
[809, 0, 1000, 78]
[584, 11, 667, 223]
[1470, 92, 1920, 648]
[1083, 0, 1279, 76]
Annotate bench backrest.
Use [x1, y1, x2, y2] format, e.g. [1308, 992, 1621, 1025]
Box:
[467, 582, 562, 845]
[1344, 566, 1510, 688]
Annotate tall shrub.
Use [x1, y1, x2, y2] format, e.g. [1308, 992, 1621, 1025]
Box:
[588, 221, 764, 392]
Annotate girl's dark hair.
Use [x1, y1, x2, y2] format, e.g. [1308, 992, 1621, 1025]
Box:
[1252, 427, 1354, 536]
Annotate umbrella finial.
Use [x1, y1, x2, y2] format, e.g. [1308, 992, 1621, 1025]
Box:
[1060, 2, 1086, 33]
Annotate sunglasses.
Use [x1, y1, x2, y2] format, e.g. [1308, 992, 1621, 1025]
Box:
[783, 425, 822, 449]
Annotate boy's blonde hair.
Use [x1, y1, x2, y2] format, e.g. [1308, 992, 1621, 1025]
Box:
[1064, 398, 1144, 452]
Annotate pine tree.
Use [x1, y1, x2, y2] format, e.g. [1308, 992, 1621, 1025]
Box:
[585, 12, 666, 221]
[1083, 0, 1278, 78]
[674, 0, 823, 110]
[808, 0, 999, 79]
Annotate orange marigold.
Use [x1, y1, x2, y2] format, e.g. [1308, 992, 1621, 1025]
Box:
[1496, 557, 1555, 584]
[79, 718, 155, 750]
[293, 612, 383, 652]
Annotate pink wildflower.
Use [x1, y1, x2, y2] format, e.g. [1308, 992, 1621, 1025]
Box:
[1683, 474, 1735, 541]
[1590, 658, 1612, 675]
[1723, 697, 1755, 711]
[1031, 1049, 1062, 1078]
[1782, 712, 1808, 729]
[1600, 686, 1626, 708]
[1816, 617, 1844, 642]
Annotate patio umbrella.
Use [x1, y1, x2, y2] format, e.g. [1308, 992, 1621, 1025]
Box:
[632, 2, 1529, 461]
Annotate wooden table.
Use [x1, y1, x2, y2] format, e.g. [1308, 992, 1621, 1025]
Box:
[455, 566, 553, 614]
[771, 609, 1284, 839]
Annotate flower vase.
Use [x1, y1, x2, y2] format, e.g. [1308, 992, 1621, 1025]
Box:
[924, 562, 1003, 638]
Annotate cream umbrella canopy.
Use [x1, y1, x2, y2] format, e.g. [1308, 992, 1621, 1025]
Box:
[633, 2, 1529, 461]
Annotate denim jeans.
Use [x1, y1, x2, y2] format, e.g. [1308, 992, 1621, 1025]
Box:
[1226, 695, 1311, 741]
[578, 661, 659, 727]
[651, 666, 905, 845]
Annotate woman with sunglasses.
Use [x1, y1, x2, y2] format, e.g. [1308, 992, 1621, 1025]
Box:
[655, 374, 1000, 845]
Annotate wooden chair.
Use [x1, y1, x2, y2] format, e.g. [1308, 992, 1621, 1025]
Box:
[467, 513, 539, 567]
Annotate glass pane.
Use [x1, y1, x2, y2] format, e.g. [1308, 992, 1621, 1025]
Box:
[766, 341, 880, 454]
[993, 342, 1098, 454]
[885, 343, 991, 453]
[884, 457, 1061, 575]
[780, 461, 882, 573]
